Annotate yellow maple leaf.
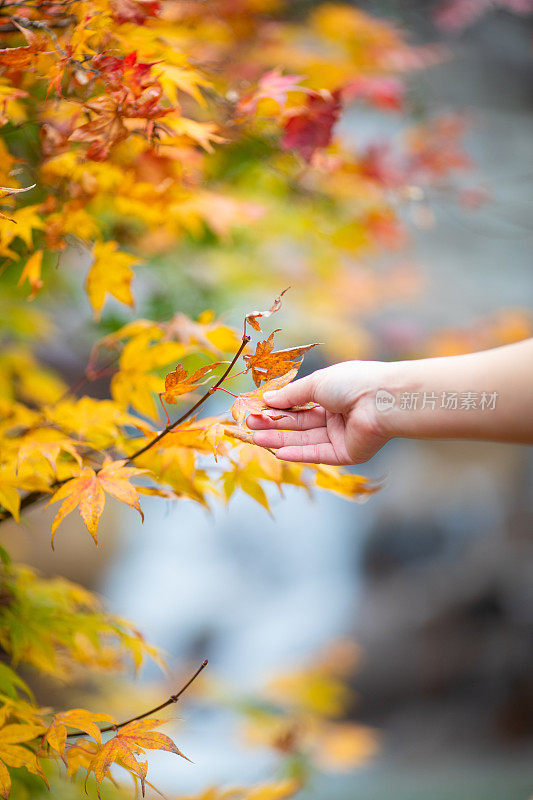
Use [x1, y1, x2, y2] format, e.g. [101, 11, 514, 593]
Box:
[157, 60, 211, 106]
[46, 459, 146, 546]
[11, 205, 45, 250]
[87, 718, 189, 798]
[46, 709, 117, 756]
[17, 434, 82, 475]
[314, 465, 380, 501]
[162, 116, 226, 152]
[0, 722, 47, 800]
[44, 397, 145, 451]
[110, 329, 192, 418]
[17, 250, 43, 300]
[85, 241, 140, 320]
[0, 484, 20, 523]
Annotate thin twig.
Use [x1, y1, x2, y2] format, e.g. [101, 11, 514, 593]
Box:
[65, 660, 208, 740]
[127, 334, 250, 462]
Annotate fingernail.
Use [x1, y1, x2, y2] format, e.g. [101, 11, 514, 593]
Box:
[263, 391, 275, 402]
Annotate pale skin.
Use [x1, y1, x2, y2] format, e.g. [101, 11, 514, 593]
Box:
[247, 338, 533, 465]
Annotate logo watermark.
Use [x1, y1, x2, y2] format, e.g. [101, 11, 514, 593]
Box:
[375, 389, 396, 412]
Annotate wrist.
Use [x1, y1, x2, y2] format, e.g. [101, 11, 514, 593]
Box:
[372, 359, 422, 440]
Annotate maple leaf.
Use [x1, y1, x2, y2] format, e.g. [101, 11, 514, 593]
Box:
[87, 718, 189, 798]
[17, 250, 43, 300]
[314, 465, 380, 501]
[69, 80, 172, 160]
[245, 288, 289, 333]
[69, 95, 129, 160]
[162, 362, 221, 404]
[11, 205, 45, 249]
[65, 738, 99, 778]
[161, 117, 225, 152]
[0, 722, 47, 800]
[0, 480, 21, 523]
[282, 90, 342, 162]
[45, 709, 117, 757]
[0, 25, 48, 71]
[85, 241, 140, 320]
[157, 62, 211, 106]
[111, 331, 191, 419]
[223, 425, 278, 458]
[0, 79, 28, 127]
[92, 52, 156, 95]
[231, 369, 299, 425]
[47, 460, 146, 546]
[243, 331, 318, 386]
[17, 435, 82, 474]
[223, 426, 254, 446]
[111, 0, 161, 24]
[203, 421, 226, 460]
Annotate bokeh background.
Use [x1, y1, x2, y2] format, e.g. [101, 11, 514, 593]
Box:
[2, 2, 533, 799]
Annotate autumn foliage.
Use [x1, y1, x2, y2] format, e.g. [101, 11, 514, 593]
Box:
[0, 0, 491, 798]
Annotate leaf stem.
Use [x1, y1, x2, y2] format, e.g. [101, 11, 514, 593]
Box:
[65, 660, 208, 740]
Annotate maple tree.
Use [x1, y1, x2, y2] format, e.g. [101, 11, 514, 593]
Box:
[0, 1, 523, 798]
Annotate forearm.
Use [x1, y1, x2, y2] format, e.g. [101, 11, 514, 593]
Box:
[380, 339, 533, 445]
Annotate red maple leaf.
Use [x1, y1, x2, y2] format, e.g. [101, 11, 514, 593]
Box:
[111, 0, 161, 24]
[282, 90, 342, 162]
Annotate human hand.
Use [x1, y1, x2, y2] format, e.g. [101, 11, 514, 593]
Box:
[247, 360, 393, 465]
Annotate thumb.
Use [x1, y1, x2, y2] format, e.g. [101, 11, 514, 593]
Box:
[262, 374, 316, 408]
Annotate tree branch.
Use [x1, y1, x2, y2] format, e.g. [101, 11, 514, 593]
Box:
[0, 14, 74, 34]
[65, 659, 208, 740]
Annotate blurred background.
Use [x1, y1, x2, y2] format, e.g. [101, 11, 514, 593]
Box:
[2, 2, 533, 799]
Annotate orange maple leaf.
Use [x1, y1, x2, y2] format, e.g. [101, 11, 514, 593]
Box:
[245, 287, 289, 333]
[231, 368, 298, 425]
[46, 459, 146, 546]
[69, 95, 129, 161]
[86, 718, 189, 798]
[243, 330, 318, 386]
[0, 24, 48, 71]
[161, 362, 221, 405]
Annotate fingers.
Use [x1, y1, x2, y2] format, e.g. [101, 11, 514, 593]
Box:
[274, 442, 341, 465]
[247, 406, 326, 431]
[252, 427, 330, 449]
[262, 374, 316, 409]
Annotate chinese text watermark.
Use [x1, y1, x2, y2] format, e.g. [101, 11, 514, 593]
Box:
[375, 390, 498, 412]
